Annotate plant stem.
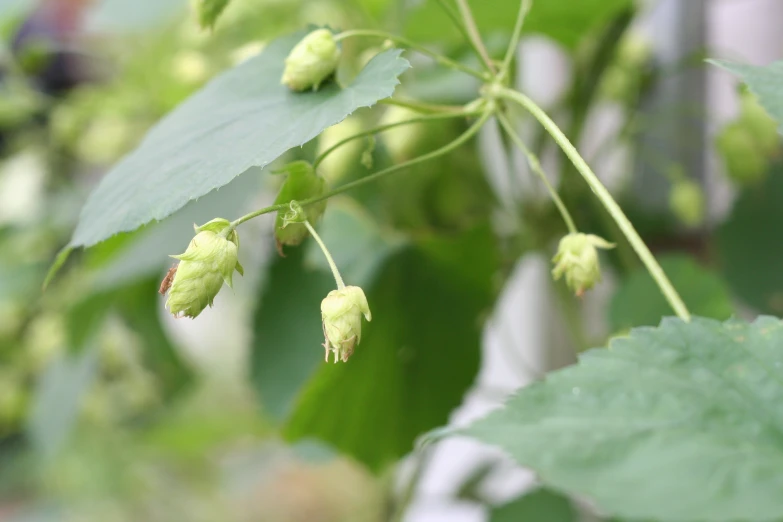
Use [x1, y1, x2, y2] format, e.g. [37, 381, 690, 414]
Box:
[314, 110, 478, 170]
[304, 220, 345, 289]
[500, 0, 532, 79]
[496, 111, 577, 234]
[498, 87, 691, 322]
[378, 98, 467, 114]
[230, 111, 493, 229]
[432, 0, 485, 61]
[334, 29, 489, 81]
[454, 0, 496, 74]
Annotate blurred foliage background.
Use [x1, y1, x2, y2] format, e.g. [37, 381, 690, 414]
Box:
[0, 0, 779, 520]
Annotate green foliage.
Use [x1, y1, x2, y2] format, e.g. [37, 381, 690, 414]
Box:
[68, 34, 409, 249]
[610, 255, 733, 331]
[406, 0, 632, 51]
[712, 60, 783, 134]
[451, 317, 783, 521]
[198, 0, 232, 29]
[718, 165, 783, 315]
[283, 225, 497, 470]
[491, 488, 576, 522]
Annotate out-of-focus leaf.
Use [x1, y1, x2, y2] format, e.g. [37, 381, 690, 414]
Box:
[449, 317, 783, 522]
[284, 225, 497, 471]
[68, 33, 409, 249]
[609, 255, 733, 331]
[717, 165, 783, 315]
[26, 347, 98, 457]
[251, 247, 335, 420]
[406, 0, 632, 52]
[491, 488, 576, 522]
[711, 60, 783, 133]
[198, 0, 231, 29]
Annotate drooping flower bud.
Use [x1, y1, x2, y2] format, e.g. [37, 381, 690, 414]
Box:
[552, 233, 614, 297]
[164, 218, 244, 318]
[274, 161, 327, 254]
[282, 29, 341, 92]
[321, 286, 371, 363]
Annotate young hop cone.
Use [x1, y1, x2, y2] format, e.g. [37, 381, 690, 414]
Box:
[552, 233, 615, 297]
[282, 29, 341, 92]
[669, 177, 705, 228]
[274, 161, 327, 254]
[321, 286, 371, 363]
[164, 218, 244, 318]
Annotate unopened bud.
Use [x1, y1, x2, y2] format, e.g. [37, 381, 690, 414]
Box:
[552, 233, 614, 296]
[274, 161, 327, 254]
[669, 177, 705, 228]
[164, 218, 244, 318]
[321, 286, 371, 363]
[282, 29, 341, 92]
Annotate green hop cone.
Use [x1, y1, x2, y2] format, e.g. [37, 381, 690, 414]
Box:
[321, 286, 371, 363]
[282, 29, 341, 92]
[669, 177, 705, 228]
[552, 233, 615, 296]
[164, 218, 244, 318]
[274, 161, 327, 254]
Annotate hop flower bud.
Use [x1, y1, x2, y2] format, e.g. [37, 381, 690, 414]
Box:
[282, 29, 341, 92]
[552, 233, 614, 296]
[164, 218, 244, 318]
[321, 286, 371, 363]
[669, 177, 705, 228]
[274, 161, 327, 254]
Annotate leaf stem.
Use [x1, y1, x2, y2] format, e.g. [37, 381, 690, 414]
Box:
[230, 110, 493, 229]
[304, 219, 345, 289]
[454, 0, 497, 74]
[432, 0, 488, 68]
[498, 87, 691, 322]
[313, 110, 479, 170]
[500, 0, 532, 79]
[496, 111, 577, 234]
[333, 29, 489, 81]
[378, 97, 468, 114]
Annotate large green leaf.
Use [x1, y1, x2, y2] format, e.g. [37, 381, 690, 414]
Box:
[406, 0, 632, 52]
[717, 165, 783, 315]
[449, 317, 783, 521]
[68, 33, 409, 249]
[712, 60, 783, 132]
[283, 225, 497, 471]
[609, 255, 733, 331]
[491, 488, 576, 522]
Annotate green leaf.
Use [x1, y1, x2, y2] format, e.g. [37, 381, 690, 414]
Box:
[406, 0, 632, 52]
[717, 165, 783, 314]
[450, 317, 783, 522]
[198, 0, 231, 29]
[284, 225, 497, 471]
[491, 488, 576, 522]
[711, 60, 783, 133]
[68, 33, 409, 249]
[609, 255, 733, 331]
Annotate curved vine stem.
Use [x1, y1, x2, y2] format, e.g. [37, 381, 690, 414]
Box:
[303, 219, 345, 289]
[454, 0, 496, 75]
[230, 110, 493, 230]
[313, 109, 480, 170]
[496, 111, 577, 234]
[378, 98, 467, 114]
[432, 0, 486, 64]
[500, 0, 532, 80]
[334, 29, 489, 81]
[497, 87, 691, 322]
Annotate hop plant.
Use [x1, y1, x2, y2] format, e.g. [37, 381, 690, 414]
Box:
[274, 161, 327, 254]
[163, 218, 244, 318]
[552, 233, 614, 296]
[669, 177, 705, 228]
[321, 286, 372, 363]
[282, 29, 341, 92]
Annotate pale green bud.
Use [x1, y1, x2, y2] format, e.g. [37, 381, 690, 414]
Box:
[282, 29, 341, 92]
[669, 177, 705, 228]
[321, 286, 371, 363]
[274, 161, 327, 254]
[165, 218, 244, 318]
[552, 233, 614, 296]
